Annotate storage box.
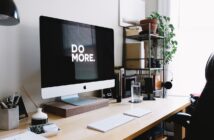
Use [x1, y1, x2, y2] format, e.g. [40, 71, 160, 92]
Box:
[125, 26, 142, 36]
[126, 60, 145, 69]
[125, 43, 145, 69]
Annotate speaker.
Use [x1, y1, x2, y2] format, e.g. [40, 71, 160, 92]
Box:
[143, 77, 155, 100]
[163, 81, 173, 89]
[112, 72, 119, 99]
[112, 68, 124, 102]
[144, 77, 153, 93]
[118, 68, 125, 102]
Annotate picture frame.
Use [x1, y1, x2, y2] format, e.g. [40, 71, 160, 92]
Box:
[119, 0, 145, 27]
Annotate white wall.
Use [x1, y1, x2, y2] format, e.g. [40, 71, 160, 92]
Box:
[0, 26, 19, 95]
[145, 0, 158, 17]
[170, 0, 214, 95]
[0, 0, 123, 112]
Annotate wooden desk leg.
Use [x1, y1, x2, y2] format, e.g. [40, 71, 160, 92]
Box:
[173, 109, 186, 140]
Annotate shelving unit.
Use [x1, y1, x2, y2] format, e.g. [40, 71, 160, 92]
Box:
[123, 23, 166, 99]
[126, 33, 164, 41]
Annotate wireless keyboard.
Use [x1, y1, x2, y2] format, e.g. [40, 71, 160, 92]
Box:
[87, 114, 134, 132]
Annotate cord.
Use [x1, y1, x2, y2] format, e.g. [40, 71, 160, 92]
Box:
[20, 86, 39, 108]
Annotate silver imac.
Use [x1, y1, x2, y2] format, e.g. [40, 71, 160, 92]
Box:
[40, 16, 115, 105]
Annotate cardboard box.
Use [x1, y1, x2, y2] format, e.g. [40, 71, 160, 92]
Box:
[126, 60, 145, 69]
[125, 42, 144, 59]
[125, 26, 142, 36]
[125, 43, 145, 69]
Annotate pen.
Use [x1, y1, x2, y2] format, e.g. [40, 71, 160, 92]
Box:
[10, 94, 15, 104]
[14, 96, 20, 106]
[0, 102, 8, 109]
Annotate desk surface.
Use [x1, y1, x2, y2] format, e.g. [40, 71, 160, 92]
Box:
[0, 96, 190, 140]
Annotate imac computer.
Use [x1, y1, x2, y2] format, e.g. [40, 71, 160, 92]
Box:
[39, 16, 115, 106]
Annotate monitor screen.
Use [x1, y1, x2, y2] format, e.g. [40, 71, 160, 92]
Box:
[40, 16, 115, 99]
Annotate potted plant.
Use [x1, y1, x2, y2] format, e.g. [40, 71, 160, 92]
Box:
[147, 12, 178, 64]
[140, 18, 158, 34]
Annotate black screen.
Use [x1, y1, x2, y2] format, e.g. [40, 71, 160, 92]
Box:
[40, 16, 114, 88]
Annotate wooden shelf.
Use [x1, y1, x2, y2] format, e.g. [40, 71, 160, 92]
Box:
[124, 68, 163, 71]
[126, 33, 164, 41]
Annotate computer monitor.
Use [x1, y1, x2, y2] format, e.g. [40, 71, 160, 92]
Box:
[39, 16, 115, 105]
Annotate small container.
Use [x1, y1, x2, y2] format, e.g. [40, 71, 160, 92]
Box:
[31, 108, 48, 125]
[0, 106, 19, 130]
[130, 81, 142, 103]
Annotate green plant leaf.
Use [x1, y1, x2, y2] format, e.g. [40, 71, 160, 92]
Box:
[148, 12, 178, 64]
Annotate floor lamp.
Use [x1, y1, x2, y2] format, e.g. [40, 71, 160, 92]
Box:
[0, 0, 20, 25]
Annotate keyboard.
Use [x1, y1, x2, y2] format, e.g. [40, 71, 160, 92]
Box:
[87, 114, 134, 132]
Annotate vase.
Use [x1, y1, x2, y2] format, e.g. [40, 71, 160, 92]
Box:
[31, 108, 48, 125]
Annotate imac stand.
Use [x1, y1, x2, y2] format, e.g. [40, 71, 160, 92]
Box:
[143, 77, 155, 101]
[43, 94, 109, 117]
[60, 94, 99, 106]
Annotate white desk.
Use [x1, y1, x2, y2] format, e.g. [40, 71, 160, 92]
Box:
[0, 96, 190, 140]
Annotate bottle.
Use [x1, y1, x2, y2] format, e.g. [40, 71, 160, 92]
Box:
[155, 73, 162, 90]
[31, 108, 48, 125]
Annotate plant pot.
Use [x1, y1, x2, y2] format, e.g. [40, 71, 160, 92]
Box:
[140, 19, 158, 34]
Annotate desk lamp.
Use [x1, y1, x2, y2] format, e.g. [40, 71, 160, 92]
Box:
[0, 0, 20, 25]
